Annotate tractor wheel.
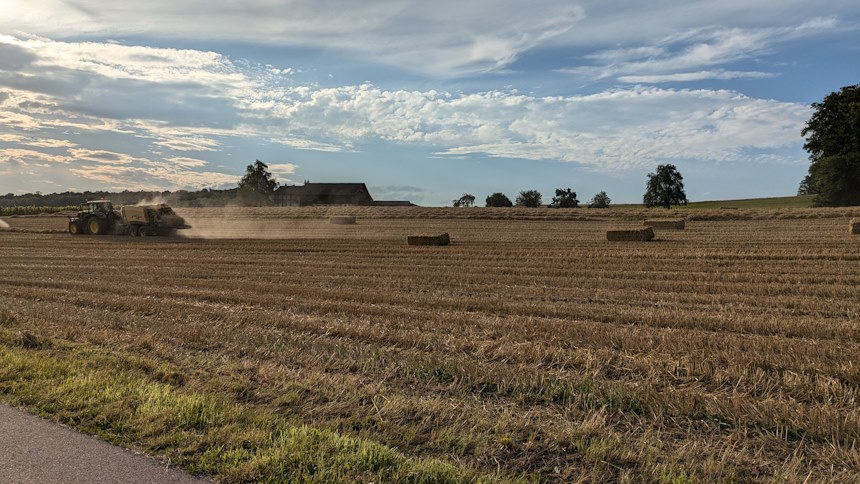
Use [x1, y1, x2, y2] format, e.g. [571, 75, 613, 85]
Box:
[128, 225, 139, 237]
[138, 226, 148, 237]
[68, 221, 80, 235]
[88, 217, 106, 235]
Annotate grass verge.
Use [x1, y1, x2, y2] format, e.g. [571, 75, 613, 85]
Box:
[0, 329, 493, 483]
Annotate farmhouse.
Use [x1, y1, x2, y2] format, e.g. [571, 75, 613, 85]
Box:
[275, 183, 372, 206]
[274, 182, 412, 206]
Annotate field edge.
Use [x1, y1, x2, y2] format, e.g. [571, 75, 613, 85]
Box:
[0, 328, 497, 483]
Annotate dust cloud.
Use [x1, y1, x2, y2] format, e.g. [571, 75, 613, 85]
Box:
[177, 217, 284, 239]
[175, 208, 369, 240]
[135, 195, 169, 206]
[0, 219, 9, 230]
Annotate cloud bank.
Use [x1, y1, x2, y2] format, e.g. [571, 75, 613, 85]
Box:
[0, 31, 814, 193]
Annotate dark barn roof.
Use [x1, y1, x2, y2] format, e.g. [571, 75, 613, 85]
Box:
[274, 183, 375, 206]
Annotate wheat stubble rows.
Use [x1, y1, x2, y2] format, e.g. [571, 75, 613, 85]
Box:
[1, 210, 859, 481]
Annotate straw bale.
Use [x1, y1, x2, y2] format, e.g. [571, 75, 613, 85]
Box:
[851, 218, 859, 235]
[407, 232, 450, 246]
[644, 219, 685, 230]
[329, 216, 356, 225]
[606, 227, 654, 241]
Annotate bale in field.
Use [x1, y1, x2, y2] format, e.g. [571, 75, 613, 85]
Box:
[329, 216, 356, 225]
[851, 218, 859, 235]
[606, 227, 654, 241]
[407, 232, 450, 246]
[644, 219, 685, 230]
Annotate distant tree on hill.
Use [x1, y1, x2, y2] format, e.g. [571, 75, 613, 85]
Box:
[548, 188, 579, 208]
[644, 164, 687, 209]
[485, 192, 513, 207]
[452, 193, 476, 207]
[237, 160, 277, 206]
[801, 84, 860, 206]
[515, 190, 542, 207]
[588, 191, 611, 208]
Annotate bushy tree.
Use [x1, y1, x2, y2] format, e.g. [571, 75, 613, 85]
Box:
[485, 192, 513, 207]
[452, 193, 476, 207]
[237, 160, 278, 206]
[588, 191, 611, 208]
[548, 188, 579, 208]
[643, 164, 687, 209]
[515, 190, 542, 207]
[801, 84, 860, 206]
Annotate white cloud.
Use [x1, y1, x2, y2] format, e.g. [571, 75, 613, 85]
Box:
[152, 137, 221, 152]
[266, 163, 298, 176]
[0, 133, 26, 142]
[253, 84, 810, 169]
[69, 163, 142, 186]
[64, 158, 237, 190]
[68, 148, 145, 164]
[0, 148, 72, 165]
[0, 110, 43, 130]
[562, 17, 841, 82]
[165, 156, 208, 167]
[142, 161, 239, 189]
[618, 70, 776, 83]
[24, 138, 77, 148]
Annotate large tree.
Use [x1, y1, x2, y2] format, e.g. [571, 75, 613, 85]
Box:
[548, 188, 579, 208]
[452, 193, 476, 207]
[801, 84, 860, 206]
[485, 192, 513, 207]
[588, 191, 611, 208]
[237, 160, 278, 206]
[515, 189, 542, 208]
[643, 164, 687, 209]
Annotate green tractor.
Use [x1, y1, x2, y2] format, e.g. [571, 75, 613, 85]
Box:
[68, 200, 190, 236]
[68, 200, 122, 235]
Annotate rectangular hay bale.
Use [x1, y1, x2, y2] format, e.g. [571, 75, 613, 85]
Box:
[606, 227, 654, 242]
[851, 218, 859, 235]
[329, 216, 356, 225]
[407, 232, 450, 246]
[643, 219, 685, 230]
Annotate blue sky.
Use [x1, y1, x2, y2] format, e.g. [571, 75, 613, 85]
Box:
[1, 1, 858, 205]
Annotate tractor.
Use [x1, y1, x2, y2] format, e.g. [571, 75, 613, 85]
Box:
[68, 200, 190, 236]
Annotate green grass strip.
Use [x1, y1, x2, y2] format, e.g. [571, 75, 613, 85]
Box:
[0, 332, 494, 483]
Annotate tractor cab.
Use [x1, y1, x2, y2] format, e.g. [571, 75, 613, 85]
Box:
[80, 200, 114, 215]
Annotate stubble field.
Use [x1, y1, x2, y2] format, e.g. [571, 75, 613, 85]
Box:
[1, 206, 859, 482]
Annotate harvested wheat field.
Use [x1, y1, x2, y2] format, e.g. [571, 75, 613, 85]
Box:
[1, 206, 859, 482]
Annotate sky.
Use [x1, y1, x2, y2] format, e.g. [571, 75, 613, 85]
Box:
[0, 1, 858, 205]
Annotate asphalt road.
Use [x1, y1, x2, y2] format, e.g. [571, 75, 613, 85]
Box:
[0, 403, 208, 483]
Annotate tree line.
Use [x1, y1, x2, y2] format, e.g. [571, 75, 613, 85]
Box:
[457, 189, 613, 208]
[455, 164, 687, 209]
[0, 188, 239, 209]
